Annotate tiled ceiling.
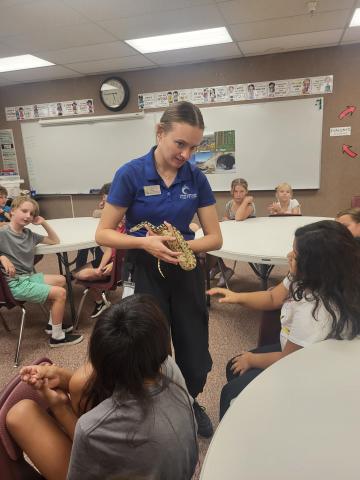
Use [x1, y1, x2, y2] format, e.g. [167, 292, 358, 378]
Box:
[0, 0, 359, 85]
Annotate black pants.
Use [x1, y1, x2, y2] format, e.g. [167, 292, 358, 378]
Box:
[220, 343, 282, 420]
[124, 250, 212, 398]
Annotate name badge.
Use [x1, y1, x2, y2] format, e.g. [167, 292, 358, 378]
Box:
[144, 185, 161, 196]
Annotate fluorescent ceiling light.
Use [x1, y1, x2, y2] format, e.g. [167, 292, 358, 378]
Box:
[0, 54, 54, 73]
[350, 8, 360, 27]
[125, 27, 232, 54]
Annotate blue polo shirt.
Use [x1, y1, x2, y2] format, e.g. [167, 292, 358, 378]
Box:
[107, 147, 215, 240]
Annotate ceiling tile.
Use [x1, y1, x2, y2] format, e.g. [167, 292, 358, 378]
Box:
[0, 64, 82, 82]
[0, 23, 117, 52]
[66, 55, 156, 74]
[37, 41, 136, 65]
[64, 0, 215, 21]
[100, 5, 225, 40]
[146, 43, 241, 66]
[0, 0, 88, 37]
[218, 0, 354, 24]
[238, 29, 343, 56]
[229, 9, 351, 42]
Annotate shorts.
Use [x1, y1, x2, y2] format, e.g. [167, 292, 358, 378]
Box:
[8, 273, 51, 304]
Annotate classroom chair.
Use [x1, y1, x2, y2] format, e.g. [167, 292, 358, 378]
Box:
[0, 270, 48, 367]
[0, 357, 52, 480]
[74, 249, 125, 329]
[351, 195, 360, 208]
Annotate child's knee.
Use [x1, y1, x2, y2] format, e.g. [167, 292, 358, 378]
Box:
[58, 275, 66, 287]
[52, 286, 67, 301]
[6, 399, 39, 432]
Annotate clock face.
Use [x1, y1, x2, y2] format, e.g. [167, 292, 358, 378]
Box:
[100, 77, 130, 111]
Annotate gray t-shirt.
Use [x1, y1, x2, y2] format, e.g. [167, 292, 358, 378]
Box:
[0, 225, 44, 278]
[67, 357, 198, 480]
[225, 199, 256, 219]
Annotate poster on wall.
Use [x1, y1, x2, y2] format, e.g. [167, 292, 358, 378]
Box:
[0, 129, 19, 172]
[5, 99, 95, 121]
[138, 75, 333, 110]
[190, 130, 236, 174]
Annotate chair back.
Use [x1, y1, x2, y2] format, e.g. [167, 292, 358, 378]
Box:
[351, 195, 360, 208]
[0, 270, 18, 309]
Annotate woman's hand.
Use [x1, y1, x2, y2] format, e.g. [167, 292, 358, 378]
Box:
[0, 255, 15, 277]
[231, 352, 253, 375]
[207, 287, 241, 303]
[143, 222, 180, 264]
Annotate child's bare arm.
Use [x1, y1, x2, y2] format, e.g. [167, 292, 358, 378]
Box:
[33, 217, 60, 244]
[0, 254, 16, 276]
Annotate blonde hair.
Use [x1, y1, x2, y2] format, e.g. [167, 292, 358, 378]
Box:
[231, 178, 248, 195]
[11, 196, 39, 217]
[158, 101, 204, 133]
[336, 207, 360, 224]
[275, 182, 293, 197]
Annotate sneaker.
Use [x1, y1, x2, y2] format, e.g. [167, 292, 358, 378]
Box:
[44, 323, 74, 335]
[49, 333, 83, 348]
[90, 300, 110, 318]
[193, 400, 213, 438]
[217, 268, 234, 288]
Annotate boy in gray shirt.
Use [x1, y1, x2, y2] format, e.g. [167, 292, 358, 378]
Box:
[0, 196, 82, 347]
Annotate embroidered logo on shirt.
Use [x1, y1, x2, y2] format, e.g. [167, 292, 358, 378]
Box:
[180, 184, 197, 200]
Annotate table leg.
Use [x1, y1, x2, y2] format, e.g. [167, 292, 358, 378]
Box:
[56, 252, 76, 325]
[248, 263, 274, 290]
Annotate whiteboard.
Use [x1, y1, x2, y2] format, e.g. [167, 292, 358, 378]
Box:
[21, 97, 323, 194]
[21, 113, 158, 194]
[156, 97, 323, 190]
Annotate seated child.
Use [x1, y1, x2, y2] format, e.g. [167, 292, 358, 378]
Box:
[336, 207, 360, 239]
[0, 196, 83, 347]
[75, 182, 112, 270]
[0, 186, 11, 224]
[6, 295, 198, 480]
[268, 182, 301, 215]
[211, 178, 256, 287]
[72, 221, 125, 318]
[208, 220, 360, 419]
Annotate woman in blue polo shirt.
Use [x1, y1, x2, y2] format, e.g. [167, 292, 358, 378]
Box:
[96, 101, 222, 438]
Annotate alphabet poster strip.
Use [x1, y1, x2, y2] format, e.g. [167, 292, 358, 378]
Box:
[138, 75, 333, 110]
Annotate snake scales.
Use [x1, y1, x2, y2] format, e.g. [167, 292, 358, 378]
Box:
[129, 221, 197, 278]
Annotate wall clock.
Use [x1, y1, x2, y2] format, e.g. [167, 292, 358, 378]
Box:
[100, 77, 130, 111]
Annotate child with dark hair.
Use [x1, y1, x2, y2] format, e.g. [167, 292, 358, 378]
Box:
[209, 220, 360, 419]
[6, 294, 198, 480]
[75, 182, 112, 270]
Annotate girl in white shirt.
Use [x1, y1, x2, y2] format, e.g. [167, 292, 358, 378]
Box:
[209, 220, 360, 419]
[268, 182, 301, 215]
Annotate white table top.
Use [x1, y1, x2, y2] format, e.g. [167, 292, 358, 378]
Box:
[197, 216, 329, 264]
[28, 217, 99, 255]
[200, 338, 360, 480]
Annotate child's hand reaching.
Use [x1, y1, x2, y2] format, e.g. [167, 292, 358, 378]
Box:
[207, 287, 240, 304]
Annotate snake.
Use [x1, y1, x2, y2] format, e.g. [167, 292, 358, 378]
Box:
[129, 221, 197, 278]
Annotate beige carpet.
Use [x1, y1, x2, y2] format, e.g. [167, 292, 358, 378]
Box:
[0, 254, 287, 476]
